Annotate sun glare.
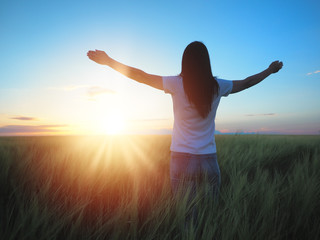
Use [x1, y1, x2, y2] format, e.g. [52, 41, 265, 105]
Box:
[101, 112, 126, 135]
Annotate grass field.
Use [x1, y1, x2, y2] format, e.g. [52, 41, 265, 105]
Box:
[1, 135, 319, 240]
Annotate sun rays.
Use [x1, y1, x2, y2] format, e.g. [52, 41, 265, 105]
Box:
[79, 136, 158, 182]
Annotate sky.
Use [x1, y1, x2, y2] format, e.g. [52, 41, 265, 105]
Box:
[0, 0, 319, 136]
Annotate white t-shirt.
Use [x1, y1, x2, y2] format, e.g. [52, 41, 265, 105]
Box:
[163, 75, 233, 154]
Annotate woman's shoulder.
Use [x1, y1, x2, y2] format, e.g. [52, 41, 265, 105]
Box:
[163, 75, 183, 94]
[216, 78, 233, 97]
[163, 75, 182, 82]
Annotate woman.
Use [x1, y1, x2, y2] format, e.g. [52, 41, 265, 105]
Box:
[87, 41, 283, 201]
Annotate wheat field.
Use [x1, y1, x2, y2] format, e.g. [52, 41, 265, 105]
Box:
[0, 135, 319, 240]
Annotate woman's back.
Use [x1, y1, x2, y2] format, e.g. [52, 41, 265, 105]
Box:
[163, 75, 233, 154]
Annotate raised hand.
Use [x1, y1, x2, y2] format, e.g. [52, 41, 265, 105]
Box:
[87, 50, 110, 65]
[268, 61, 283, 73]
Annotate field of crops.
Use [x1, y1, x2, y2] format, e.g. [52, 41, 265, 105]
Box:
[1, 135, 319, 239]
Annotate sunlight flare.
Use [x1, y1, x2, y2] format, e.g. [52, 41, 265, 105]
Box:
[100, 111, 126, 135]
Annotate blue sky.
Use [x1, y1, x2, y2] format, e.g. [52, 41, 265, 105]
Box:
[0, 0, 319, 135]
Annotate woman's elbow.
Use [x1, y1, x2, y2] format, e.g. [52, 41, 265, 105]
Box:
[231, 80, 247, 93]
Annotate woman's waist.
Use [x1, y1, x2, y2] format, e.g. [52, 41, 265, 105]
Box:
[171, 151, 217, 159]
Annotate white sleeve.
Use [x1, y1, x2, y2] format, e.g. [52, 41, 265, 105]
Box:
[217, 78, 233, 97]
[162, 76, 179, 94]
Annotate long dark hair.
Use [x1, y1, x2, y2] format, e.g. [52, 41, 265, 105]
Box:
[181, 41, 219, 118]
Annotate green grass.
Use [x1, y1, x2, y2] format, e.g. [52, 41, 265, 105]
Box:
[1, 135, 320, 239]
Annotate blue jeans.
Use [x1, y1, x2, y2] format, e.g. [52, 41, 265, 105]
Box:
[170, 151, 221, 201]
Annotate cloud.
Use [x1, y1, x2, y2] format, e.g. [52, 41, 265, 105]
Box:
[129, 118, 171, 122]
[10, 116, 39, 121]
[306, 70, 320, 75]
[0, 124, 68, 134]
[48, 85, 89, 91]
[245, 113, 276, 117]
[49, 85, 117, 101]
[127, 128, 173, 135]
[50, 85, 116, 95]
[63, 85, 88, 91]
[86, 86, 116, 98]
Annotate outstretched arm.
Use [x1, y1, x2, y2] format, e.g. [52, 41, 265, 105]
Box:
[87, 50, 163, 90]
[231, 61, 283, 94]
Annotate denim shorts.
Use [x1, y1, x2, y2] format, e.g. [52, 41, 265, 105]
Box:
[170, 151, 221, 200]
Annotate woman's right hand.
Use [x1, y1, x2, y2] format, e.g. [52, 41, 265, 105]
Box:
[87, 50, 110, 65]
[268, 61, 283, 73]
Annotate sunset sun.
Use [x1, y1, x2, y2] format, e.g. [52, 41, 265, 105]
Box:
[101, 112, 126, 135]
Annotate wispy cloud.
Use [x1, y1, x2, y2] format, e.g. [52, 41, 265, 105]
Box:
[245, 113, 276, 117]
[127, 128, 173, 135]
[129, 118, 171, 122]
[50, 85, 116, 94]
[306, 70, 320, 75]
[86, 86, 116, 98]
[48, 85, 89, 91]
[49, 85, 116, 101]
[0, 124, 68, 134]
[63, 85, 89, 91]
[10, 116, 39, 121]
